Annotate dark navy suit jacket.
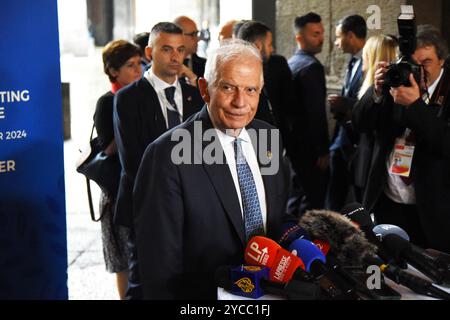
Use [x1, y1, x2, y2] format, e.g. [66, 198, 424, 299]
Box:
[288, 49, 330, 160]
[133, 106, 292, 299]
[113, 77, 203, 227]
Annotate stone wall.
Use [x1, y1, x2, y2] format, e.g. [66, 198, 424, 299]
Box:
[276, 0, 406, 88]
[275, 0, 447, 88]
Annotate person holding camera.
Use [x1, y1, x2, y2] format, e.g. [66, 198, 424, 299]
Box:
[353, 25, 450, 252]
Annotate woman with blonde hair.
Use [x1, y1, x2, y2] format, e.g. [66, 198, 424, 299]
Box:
[358, 34, 398, 99]
[352, 34, 398, 201]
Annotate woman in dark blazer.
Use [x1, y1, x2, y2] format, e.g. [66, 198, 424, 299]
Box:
[93, 40, 142, 299]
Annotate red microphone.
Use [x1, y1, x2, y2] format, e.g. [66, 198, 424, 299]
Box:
[244, 236, 279, 268]
[245, 236, 305, 283]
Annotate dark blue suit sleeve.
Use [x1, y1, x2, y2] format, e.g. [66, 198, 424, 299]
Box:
[133, 139, 184, 299]
[113, 89, 142, 226]
[293, 63, 329, 156]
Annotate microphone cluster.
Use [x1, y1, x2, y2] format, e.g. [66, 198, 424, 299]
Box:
[216, 203, 450, 300]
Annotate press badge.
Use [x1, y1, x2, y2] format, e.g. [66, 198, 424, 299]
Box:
[389, 143, 415, 177]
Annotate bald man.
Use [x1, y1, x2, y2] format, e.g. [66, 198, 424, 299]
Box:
[174, 16, 206, 81]
[219, 20, 236, 42]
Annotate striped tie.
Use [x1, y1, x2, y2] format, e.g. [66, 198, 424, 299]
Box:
[234, 138, 265, 241]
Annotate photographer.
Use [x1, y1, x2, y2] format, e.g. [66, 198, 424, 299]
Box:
[353, 25, 450, 253]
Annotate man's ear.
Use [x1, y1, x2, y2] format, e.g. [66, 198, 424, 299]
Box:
[109, 68, 118, 79]
[295, 33, 302, 46]
[254, 39, 263, 51]
[197, 77, 210, 103]
[145, 46, 152, 61]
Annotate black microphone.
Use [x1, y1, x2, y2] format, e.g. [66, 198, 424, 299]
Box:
[381, 233, 447, 285]
[215, 265, 322, 300]
[341, 202, 407, 267]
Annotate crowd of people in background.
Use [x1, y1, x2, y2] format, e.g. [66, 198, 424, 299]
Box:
[90, 13, 450, 299]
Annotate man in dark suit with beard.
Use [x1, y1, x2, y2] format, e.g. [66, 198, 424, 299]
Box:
[237, 20, 296, 147]
[113, 22, 203, 298]
[133, 39, 291, 299]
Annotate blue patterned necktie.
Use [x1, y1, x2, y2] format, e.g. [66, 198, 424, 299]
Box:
[164, 86, 181, 128]
[233, 138, 265, 241]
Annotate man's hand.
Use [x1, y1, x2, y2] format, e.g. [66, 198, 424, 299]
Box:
[179, 65, 198, 87]
[374, 61, 389, 96]
[316, 154, 330, 171]
[389, 74, 421, 106]
[328, 94, 352, 122]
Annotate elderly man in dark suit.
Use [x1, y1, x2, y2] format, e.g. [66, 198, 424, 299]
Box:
[288, 12, 330, 213]
[133, 39, 291, 299]
[113, 22, 203, 298]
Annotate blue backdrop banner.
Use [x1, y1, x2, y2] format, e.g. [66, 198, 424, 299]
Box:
[0, 1, 68, 299]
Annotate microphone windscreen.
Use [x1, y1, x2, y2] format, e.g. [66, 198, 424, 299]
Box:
[230, 265, 269, 299]
[382, 233, 411, 260]
[269, 248, 305, 283]
[373, 224, 410, 242]
[299, 209, 377, 266]
[288, 239, 326, 272]
[244, 236, 280, 268]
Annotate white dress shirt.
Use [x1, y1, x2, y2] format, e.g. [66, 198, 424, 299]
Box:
[145, 67, 183, 128]
[213, 119, 268, 233]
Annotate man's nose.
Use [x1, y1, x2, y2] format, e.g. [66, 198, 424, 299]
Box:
[171, 51, 182, 61]
[232, 89, 246, 107]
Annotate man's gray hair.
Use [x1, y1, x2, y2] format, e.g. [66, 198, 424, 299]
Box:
[204, 39, 263, 89]
[416, 25, 449, 60]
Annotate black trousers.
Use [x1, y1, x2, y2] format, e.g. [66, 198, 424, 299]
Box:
[373, 192, 429, 249]
[289, 151, 329, 214]
[326, 148, 354, 211]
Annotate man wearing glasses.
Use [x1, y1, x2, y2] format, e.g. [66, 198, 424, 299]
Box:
[174, 16, 206, 83]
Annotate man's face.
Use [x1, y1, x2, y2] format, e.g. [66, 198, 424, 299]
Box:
[334, 25, 351, 53]
[147, 32, 185, 81]
[179, 19, 200, 55]
[261, 31, 274, 61]
[412, 45, 444, 87]
[203, 57, 262, 131]
[299, 22, 324, 54]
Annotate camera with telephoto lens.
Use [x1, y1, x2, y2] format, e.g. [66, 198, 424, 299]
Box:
[384, 8, 422, 88]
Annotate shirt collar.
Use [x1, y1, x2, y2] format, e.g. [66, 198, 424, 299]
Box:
[146, 67, 178, 91]
[427, 68, 444, 97]
[353, 49, 363, 60]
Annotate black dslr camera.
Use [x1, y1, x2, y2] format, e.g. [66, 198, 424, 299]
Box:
[384, 8, 422, 88]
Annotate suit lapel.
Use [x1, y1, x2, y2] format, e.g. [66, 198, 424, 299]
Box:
[140, 78, 167, 132]
[349, 62, 363, 96]
[197, 107, 246, 244]
[181, 83, 196, 121]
